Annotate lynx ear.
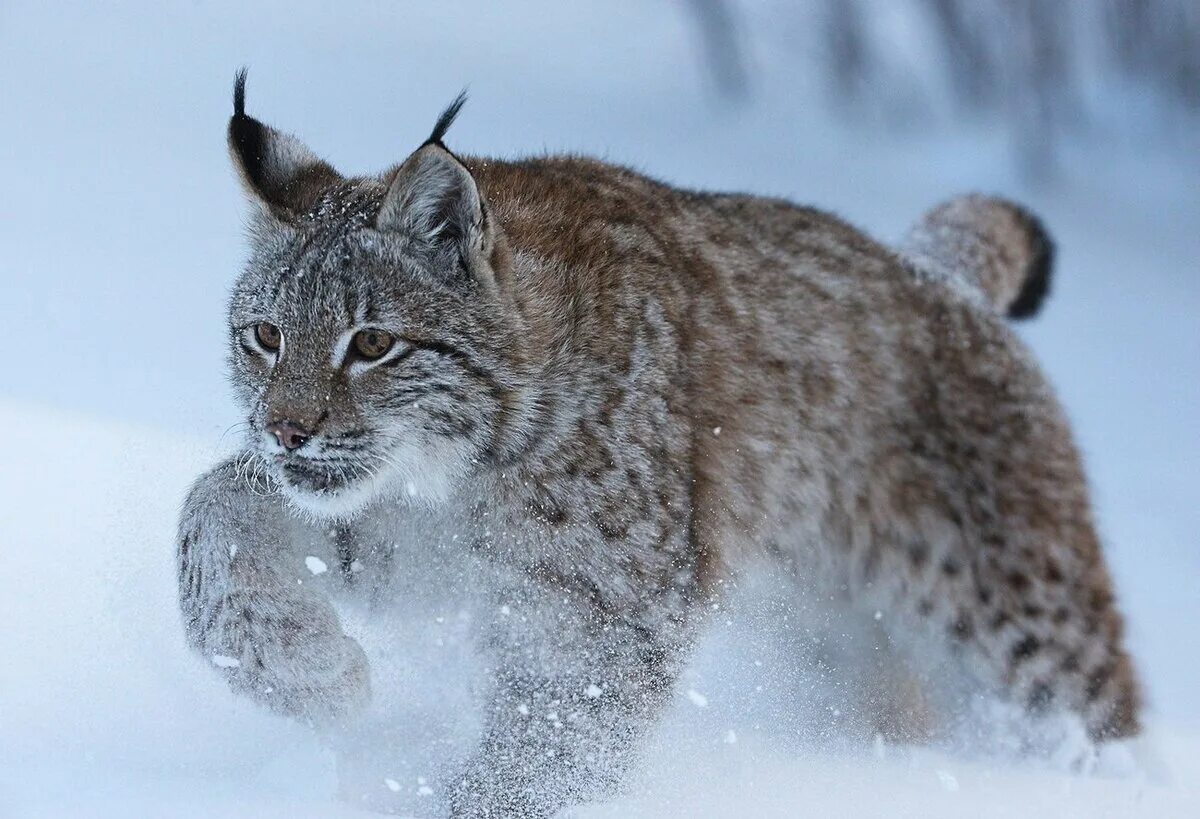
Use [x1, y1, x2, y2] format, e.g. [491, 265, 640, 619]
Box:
[376, 94, 490, 279]
[227, 69, 340, 218]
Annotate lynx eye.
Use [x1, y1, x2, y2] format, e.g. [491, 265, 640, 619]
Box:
[254, 322, 282, 352]
[352, 329, 394, 360]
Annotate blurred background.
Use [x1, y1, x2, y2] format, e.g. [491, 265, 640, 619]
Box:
[0, 2, 1196, 816]
[698, 0, 1199, 173]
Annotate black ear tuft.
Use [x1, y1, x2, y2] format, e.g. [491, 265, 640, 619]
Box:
[226, 70, 340, 218]
[228, 69, 270, 194]
[425, 90, 468, 147]
[233, 67, 248, 117]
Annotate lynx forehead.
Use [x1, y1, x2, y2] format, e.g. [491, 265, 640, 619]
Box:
[178, 72, 1139, 817]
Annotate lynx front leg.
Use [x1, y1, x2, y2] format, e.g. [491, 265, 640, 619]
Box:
[176, 456, 370, 725]
[450, 590, 682, 818]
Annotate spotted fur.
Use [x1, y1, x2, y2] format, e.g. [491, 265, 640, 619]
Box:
[177, 78, 1139, 817]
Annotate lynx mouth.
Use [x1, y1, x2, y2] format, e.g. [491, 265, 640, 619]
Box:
[271, 453, 384, 516]
[269, 454, 387, 519]
[278, 457, 361, 493]
[262, 436, 461, 518]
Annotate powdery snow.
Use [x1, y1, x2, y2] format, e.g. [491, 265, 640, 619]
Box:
[1, 1, 1197, 817]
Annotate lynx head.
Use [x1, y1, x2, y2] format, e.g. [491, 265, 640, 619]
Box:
[225, 71, 524, 519]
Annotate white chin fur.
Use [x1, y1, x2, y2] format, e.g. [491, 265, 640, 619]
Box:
[280, 478, 387, 520]
[277, 440, 465, 520]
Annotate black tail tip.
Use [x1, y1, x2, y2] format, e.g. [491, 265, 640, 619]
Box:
[1006, 207, 1055, 320]
[233, 67, 249, 118]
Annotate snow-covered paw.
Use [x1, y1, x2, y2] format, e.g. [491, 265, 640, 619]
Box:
[229, 607, 372, 725]
[288, 633, 372, 727]
[956, 696, 1103, 774]
[1021, 711, 1099, 774]
[1047, 729, 1099, 775]
[311, 633, 372, 724]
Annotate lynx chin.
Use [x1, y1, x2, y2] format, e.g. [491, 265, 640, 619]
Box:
[177, 72, 1140, 817]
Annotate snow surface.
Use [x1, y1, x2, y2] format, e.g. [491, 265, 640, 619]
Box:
[1, 1, 1198, 817]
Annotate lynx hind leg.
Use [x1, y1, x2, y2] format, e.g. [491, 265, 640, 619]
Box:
[861, 624, 937, 745]
[798, 603, 937, 745]
[866, 501, 1139, 759]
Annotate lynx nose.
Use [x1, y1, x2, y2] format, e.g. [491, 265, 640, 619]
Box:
[266, 420, 311, 451]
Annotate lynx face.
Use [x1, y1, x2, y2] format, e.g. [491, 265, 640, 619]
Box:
[224, 86, 517, 518]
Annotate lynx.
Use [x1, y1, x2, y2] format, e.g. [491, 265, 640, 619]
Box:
[177, 72, 1139, 817]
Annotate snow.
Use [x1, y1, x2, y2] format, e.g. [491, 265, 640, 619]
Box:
[936, 769, 960, 793]
[305, 556, 329, 576]
[1, 1, 1198, 817]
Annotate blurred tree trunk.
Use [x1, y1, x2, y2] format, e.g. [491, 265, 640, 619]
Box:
[688, 0, 750, 101]
[687, 0, 1199, 177]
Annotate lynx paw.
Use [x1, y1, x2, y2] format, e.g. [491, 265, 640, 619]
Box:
[216, 599, 372, 725]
